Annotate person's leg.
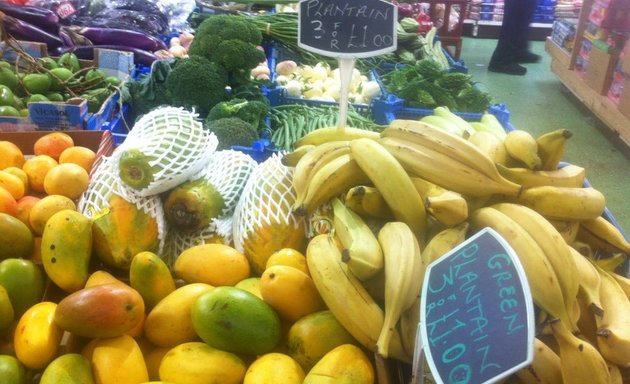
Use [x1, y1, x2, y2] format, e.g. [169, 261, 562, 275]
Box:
[489, 0, 527, 75]
[513, 0, 541, 63]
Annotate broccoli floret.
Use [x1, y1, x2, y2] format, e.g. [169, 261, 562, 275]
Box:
[456, 86, 493, 113]
[207, 98, 269, 130]
[205, 117, 259, 150]
[165, 56, 229, 117]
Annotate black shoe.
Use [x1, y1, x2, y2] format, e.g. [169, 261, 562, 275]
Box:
[515, 51, 542, 63]
[488, 62, 527, 75]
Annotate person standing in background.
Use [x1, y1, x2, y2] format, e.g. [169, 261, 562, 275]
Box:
[488, 0, 542, 75]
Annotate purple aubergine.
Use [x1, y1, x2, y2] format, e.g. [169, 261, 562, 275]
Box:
[0, 12, 63, 51]
[0, 2, 59, 32]
[55, 45, 158, 66]
[71, 27, 167, 52]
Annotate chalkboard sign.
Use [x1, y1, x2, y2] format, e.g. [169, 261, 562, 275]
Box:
[298, 0, 397, 58]
[419, 227, 535, 384]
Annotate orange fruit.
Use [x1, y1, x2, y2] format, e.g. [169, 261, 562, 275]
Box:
[33, 132, 74, 160]
[265, 248, 309, 275]
[28, 194, 76, 236]
[3, 167, 29, 194]
[0, 187, 17, 216]
[59, 146, 97, 173]
[22, 155, 58, 194]
[15, 195, 40, 230]
[0, 170, 25, 200]
[43, 163, 89, 200]
[0, 141, 25, 170]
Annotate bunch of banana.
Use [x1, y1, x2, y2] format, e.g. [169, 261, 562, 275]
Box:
[594, 266, 630, 367]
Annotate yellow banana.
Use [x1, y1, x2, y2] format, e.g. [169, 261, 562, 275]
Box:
[470, 207, 573, 328]
[384, 119, 507, 181]
[515, 338, 562, 384]
[378, 136, 522, 197]
[409, 175, 449, 198]
[496, 163, 586, 189]
[433, 106, 476, 136]
[608, 361, 623, 384]
[295, 126, 380, 147]
[479, 112, 508, 140]
[491, 203, 579, 325]
[592, 253, 627, 272]
[376, 222, 423, 358]
[578, 216, 630, 254]
[281, 144, 315, 167]
[594, 266, 630, 367]
[504, 129, 542, 170]
[421, 222, 469, 266]
[344, 186, 393, 219]
[467, 130, 509, 166]
[291, 140, 351, 205]
[350, 138, 427, 242]
[568, 246, 604, 317]
[511, 186, 606, 221]
[548, 219, 580, 244]
[425, 191, 469, 226]
[571, 240, 595, 259]
[550, 319, 611, 384]
[609, 271, 630, 299]
[331, 197, 383, 281]
[294, 153, 370, 216]
[398, 295, 420, 357]
[536, 129, 573, 171]
[305, 234, 408, 362]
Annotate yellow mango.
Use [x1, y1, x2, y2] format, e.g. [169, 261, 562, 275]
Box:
[144, 346, 171, 381]
[234, 277, 262, 299]
[40, 353, 95, 384]
[41, 209, 92, 292]
[244, 353, 305, 384]
[174, 243, 250, 286]
[144, 283, 214, 347]
[130, 251, 176, 310]
[259, 265, 326, 322]
[84, 270, 127, 288]
[83, 334, 148, 384]
[14, 301, 63, 370]
[0, 285, 14, 335]
[303, 344, 375, 384]
[159, 342, 246, 384]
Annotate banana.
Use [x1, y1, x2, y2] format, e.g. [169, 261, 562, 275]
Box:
[548, 219, 580, 244]
[398, 295, 420, 357]
[384, 119, 507, 181]
[281, 144, 315, 167]
[608, 361, 623, 384]
[291, 140, 351, 205]
[421, 222, 469, 266]
[594, 266, 630, 367]
[571, 240, 595, 259]
[496, 163, 586, 189]
[491, 203, 579, 325]
[331, 197, 383, 281]
[578, 216, 630, 254]
[376, 222, 423, 358]
[419, 115, 464, 136]
[568, 246, 604, 317]
[305, 234, 408, 362]
[550, 319, 611, 384]
[425, 191, 469, 226]
[592, 253, 627, 272]
[433, 106, 476, 137]
[515, 337, 562, 384]
[344, 186, 393, 219]
[467, 130, 509, 166]
[294, 153, 370, 216]
[294, 126, 380, 147]
[504, 129, 542, 170]
[378, 136, 522, 197]
[479, 112, 508, 140]
[350, 138, 427, 242]
[470, 207, 573, 328]
[536, 129, 573, 171]
[609, 271, 630, 299]
[511, 186, 606, 221]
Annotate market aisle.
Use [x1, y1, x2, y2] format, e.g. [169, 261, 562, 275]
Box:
[459, 37, 630, 235]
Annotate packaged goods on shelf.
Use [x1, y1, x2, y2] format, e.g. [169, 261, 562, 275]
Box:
[551, 18, 578, 51]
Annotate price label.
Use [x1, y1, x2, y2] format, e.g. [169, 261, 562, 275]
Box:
[298, 0, 397, 59]
[419, 227, 535, 384]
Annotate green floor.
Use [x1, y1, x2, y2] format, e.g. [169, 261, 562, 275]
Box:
[458, 37, 630, 235]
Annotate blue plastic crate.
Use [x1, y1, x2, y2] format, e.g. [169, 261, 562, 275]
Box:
[97, 102, 132, 147]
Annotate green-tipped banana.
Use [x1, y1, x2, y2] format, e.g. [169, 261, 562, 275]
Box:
[163, 178, 225, 232]
[118, 149, 160, 190]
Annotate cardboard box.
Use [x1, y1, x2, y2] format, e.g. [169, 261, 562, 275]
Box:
[584, 44, 619, 95]
[618, 77, 630, 120]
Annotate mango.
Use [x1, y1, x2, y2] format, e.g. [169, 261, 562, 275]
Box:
[288, 310, 359, 371]
[244, 353, 305, 384]
[0, 258, 45, 317]
[234, 277, 262, 299]
[84, 270, 127, 288]
[40, 353, 95, 384]
[174, 243, 250, 286]
[144, 283, 214, 348]
[159, 342, 246, 384]
[0, 285, 14, 335]
[144, 346, 171, 381]
[130, 251, 176, 310]
[0, 355, 26, 384]
[191, 286, 282, 355]
[83, 334, 148, 384]
[14, 301, 63, 370]
[41, 210, 92, 293]
[0, 213, 33, 260]
[22, 73, 52, 95]
[303, 344, 375, 384]
[54, 283, 145, 339]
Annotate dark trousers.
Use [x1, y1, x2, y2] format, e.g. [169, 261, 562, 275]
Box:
[490, 0, 538, 66]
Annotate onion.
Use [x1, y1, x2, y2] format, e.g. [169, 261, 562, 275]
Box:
[251, 65, 271, 78]
[275, 60, 298, 77]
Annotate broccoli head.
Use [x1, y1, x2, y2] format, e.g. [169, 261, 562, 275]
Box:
[204, 117, 259, 150]
[207, 97, 269, 130]
[165, 55, 229, 117]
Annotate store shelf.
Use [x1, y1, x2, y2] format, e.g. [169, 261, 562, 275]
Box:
[463, 19, 553, 40]
[547, 39, 630, 148]
[544, 36, 572, 69]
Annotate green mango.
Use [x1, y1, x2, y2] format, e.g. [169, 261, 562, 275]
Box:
[45, 92, 64, 102]
[0, 355, 26, 384]
[0, 106, 20, 117]
[0, 258, 45, 317]
[57, 52, 80, 73]
[0, 68, 18, 93]
[26, 94, 49, 103]
[48, 67, 74, 92]
[0, 86, 14, 107]
[22, 73, 52, 95]
[38, 57, 58, 70]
